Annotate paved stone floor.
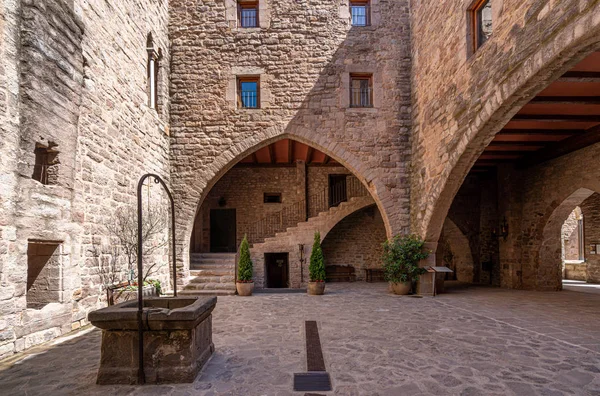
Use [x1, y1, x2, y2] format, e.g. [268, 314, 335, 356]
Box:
[1, 282, 600, 395]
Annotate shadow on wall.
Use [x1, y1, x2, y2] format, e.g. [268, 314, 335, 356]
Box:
[169, 0, 412, 274]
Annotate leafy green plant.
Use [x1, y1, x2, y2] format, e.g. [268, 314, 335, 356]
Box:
[309, 232, 326, 282]
[237, 235, 253, 282]
[382, 234, 429, 284]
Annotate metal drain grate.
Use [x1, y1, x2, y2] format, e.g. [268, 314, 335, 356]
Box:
[305, 321, 326, 372]
[293, 372, 332, 392]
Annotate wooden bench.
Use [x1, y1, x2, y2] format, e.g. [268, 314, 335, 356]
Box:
[326, 265, 356, 282]
[365, 268, 385, 283]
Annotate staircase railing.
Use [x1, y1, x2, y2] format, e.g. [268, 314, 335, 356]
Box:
[242, 175, 368, 245]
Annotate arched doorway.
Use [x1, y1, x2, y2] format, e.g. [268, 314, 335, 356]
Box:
[182, 138, 387, 293]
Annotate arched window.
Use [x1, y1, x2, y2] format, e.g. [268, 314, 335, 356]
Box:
[146, 33, 161, 110]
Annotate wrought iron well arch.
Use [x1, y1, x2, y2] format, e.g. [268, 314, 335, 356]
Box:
[136, 173, 178, 384]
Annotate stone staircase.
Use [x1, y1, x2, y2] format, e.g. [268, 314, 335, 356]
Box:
[252, 195, 375, 250]
[180, 253, 237, 296]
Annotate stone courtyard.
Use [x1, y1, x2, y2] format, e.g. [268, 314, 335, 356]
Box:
[1, 283, 600, 395]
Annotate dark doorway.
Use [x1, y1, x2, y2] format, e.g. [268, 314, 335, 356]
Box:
[329, 175, 347, 207]
[210, 209, 237, 253]
[265, 253, 289, 288]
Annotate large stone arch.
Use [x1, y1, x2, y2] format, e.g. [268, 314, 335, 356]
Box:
[174, 133, 394, 276]
[440, 218, 475, 283]
[415, 3, 600, 254]
[537, 188, 596, 290]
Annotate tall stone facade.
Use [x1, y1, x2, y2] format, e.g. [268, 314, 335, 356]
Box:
[169, 0, 413, 277]
[0, 0, 171, 359]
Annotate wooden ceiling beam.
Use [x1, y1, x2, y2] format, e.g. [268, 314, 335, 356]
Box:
[268, 144, 276, 164]
[306, 147, 314, 164]
[288, 140, 294, 164]
[497, 129, 585, 135]
[558, 71, 600, 83]
[518, 125, 600, 168]
[252, 152, 258, 164]
[530, 96, 600, 105]
[512, 114, 600, 122]
[488, 141, 547, 147]
[323, 155, 331, 164]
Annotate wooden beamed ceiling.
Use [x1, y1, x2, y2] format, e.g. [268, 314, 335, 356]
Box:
[473, 51, 600, 172]
[237, 139, 339, 166]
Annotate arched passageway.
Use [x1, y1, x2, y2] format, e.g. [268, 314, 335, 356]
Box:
[425, 49, 600, 292]
[183, 138, 388, 292]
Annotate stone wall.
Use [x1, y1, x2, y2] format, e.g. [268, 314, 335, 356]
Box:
[321, 206, 386, 281]
[581, 194, 600, 283]
[496, 141, 600, 290]
[411, 0, 600, 253]
[437, 219, 474, 283]
[193, 164, 359, 252]
[562, 209, 581, 263]
[169, 0, 412, 275]
[0, 0, 171, 359]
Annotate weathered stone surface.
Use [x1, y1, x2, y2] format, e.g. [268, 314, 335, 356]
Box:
[89, 297, 216, 384]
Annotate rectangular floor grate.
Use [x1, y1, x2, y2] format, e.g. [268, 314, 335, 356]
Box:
[305, 320, 326, 372]
[293, 372, 332, 392]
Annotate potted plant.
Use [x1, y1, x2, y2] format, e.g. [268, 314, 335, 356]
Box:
[307, 231, 326, 295]
[382, 234, 429, 295]
[236, 235, 254, 296]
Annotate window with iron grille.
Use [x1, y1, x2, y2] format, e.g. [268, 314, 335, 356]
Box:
[239, 1, 259, 28]
[471, 0, 492, 51]
[238, 76, 260, 109]
[264, 193, 282, 204]
[350, 0, 370, 27]
[350, 74, 373, 108]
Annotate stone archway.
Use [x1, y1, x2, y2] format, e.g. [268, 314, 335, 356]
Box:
[175, 135, 394, 278]
[414, 6, 600, 257]
[538, 188, 596, 291]
[439, 218, 475, 283]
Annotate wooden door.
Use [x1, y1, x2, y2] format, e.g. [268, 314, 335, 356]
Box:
[265, 253, 289, 288]
[210, 209, 237, 253]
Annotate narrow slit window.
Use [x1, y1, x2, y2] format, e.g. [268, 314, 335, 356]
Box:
[350, 74, 373, 108]
[264, 193, 282, 204]
[239, 1, 259, 28]
[238, 76, 260, 109]
[147, 34, 162, 110]
[350, 0, 370, 27]
[471, 0, 492, 50]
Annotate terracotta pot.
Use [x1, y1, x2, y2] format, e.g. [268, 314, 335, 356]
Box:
[307, 281, 325, 295]
[390, 281, 411, 295]
[236, 282, 254, 296]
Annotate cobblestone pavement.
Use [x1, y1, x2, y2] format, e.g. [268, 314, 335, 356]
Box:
[1, 282, 600, 395]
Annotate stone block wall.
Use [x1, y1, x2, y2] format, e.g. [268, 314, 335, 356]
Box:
[321, 206, 386, 281]
[169, 0, 412, 274]
[561, 209, 581, 262]
[410, 0, 600, 251]
[581, 194, 600, 283]
[0, 0, 172, 359]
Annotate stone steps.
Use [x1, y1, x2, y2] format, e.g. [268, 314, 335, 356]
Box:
[182, 253, 237, 295]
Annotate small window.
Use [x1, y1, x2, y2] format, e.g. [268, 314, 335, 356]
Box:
[264, 193, 282, 204]
[350, 0, 370, 27]
[27, 241, 62, 309]
[471, 0, 492, 50]
[239, 1, 259, 28]
[238, 76, 260, 109]
[32, 144, 59, 185]
[147, 33, 162, 110]
[350, 74, 373, 108]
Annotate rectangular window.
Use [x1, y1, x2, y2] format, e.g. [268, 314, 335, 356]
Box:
[350, 0, 370, 26]
[471, 0, 492, 50]
[350, 74, 373, 108]
[32, 145, 59, 185]
[238, 76, 260, 109]
[239, 1, 259, 28]
[264, 193, 282, 204]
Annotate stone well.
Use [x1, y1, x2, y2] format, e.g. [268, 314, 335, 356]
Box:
[88, 296, 217, 384]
